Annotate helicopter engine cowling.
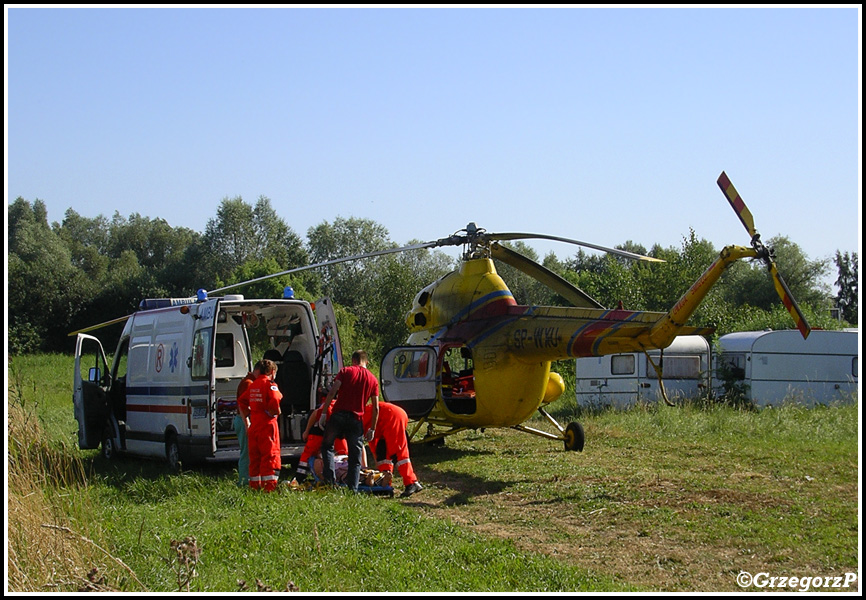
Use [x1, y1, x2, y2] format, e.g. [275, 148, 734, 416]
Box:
[542, 371, 565, 405]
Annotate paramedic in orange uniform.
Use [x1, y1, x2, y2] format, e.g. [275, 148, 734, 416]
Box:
[239, 359, 282, 491]
[364, 400, 423, 498]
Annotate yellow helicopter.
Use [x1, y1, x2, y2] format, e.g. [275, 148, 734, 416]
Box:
[209, 171, 811, 452]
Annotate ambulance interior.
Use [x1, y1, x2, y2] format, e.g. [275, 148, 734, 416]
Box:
[215, 303, 320, 448]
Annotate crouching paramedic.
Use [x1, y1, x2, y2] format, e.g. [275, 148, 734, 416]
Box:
[364, 400, 422, 498]
[239, 359, 282, 491]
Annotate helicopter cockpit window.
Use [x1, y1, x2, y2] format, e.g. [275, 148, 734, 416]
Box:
[392, 350, 433, 381]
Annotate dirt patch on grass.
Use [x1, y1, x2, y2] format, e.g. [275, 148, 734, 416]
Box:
[411, 472, 856, 592]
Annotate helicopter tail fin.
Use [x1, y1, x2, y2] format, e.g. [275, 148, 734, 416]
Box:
[649, 245, 753, 348]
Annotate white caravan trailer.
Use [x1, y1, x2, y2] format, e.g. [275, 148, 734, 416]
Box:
[73, 292, 343, 468]
[714, 329, 858, 407]
[575, 335, 711, 409]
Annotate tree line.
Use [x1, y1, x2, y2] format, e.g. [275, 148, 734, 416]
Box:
[8, 196, 858, 357]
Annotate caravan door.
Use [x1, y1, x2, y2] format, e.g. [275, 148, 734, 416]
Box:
[73, 333, 111, 449]
[380, 346, 438, 419]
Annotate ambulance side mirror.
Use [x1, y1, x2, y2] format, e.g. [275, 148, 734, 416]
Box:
[88, 367, 101, 383]
[187, 357, 193, 369]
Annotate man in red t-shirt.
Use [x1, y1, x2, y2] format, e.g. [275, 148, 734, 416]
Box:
[320, 350, 379, 492]
[238, 359, 282, 491]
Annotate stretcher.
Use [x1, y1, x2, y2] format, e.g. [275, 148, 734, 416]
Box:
[304, 457, 395, 497]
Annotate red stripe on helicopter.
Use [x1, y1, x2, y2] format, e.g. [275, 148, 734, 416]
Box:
[568, 308, 639, 357]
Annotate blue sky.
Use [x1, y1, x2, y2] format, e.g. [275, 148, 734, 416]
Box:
[6, 6, 861, 287]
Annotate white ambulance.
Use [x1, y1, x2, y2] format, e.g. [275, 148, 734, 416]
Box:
[72, 291, 343, 468]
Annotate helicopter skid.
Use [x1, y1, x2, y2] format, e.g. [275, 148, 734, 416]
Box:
[511, 424, 564, 442]
[407, 416, 471, 444]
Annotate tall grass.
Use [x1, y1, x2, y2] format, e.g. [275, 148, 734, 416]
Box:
[7, 359, 145, 592]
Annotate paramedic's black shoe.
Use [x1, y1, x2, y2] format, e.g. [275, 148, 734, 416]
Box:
[400, 482, 423, 498]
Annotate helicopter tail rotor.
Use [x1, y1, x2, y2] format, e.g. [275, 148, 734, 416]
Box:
[717, 171, 811, 339]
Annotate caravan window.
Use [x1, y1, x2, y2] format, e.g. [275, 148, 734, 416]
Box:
[719, 353, 746, 381]
[611, 355, 635, 375]
[191, 329, 212, 380]
[649, 355, 702, 379]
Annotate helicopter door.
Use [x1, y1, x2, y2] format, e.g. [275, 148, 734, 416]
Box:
[73, 333, 111, 449]
[380, 346, 438, 419]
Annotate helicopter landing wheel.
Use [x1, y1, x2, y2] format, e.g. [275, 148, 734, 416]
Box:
[564, 421, 585, 452]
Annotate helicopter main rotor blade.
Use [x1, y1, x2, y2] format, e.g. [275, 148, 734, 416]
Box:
[68, 314, 133, 336]
[208, 240, 441, 295]
[490, 242, 603, 308]
[716, 171, 811, 339]
[483, 232, 665, 263]
[768, 260, 812, 339]
[717, 171, 758, 239]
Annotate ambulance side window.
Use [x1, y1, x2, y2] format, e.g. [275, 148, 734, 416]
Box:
[191, 329, 212, 380]
[215, 333, 234, 368]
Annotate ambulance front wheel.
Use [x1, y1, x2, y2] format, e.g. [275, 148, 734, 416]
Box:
[165, 433, 180, 471]
[101, 435, 117, 461]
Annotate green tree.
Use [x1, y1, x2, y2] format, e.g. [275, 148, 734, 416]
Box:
[306, 219, 455, 356]
[54, 209, 111, 281]
[834, 250, 858, 324]
[306, 216, 391, 301]
[722, 235, 829, 312]
[491, 241, 552, 306]
[8, 198, 92, 352]
[200, 196, 307, 290]
[369, 245, 454, 353]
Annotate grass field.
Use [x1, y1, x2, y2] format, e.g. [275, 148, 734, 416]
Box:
[7, 353, 861, 592]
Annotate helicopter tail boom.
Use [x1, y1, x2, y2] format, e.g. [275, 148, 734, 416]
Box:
[648, 244, 756, 348]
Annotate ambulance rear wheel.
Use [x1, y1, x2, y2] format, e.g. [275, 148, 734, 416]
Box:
[564, 421, 585, 452]
[165, 434, 180, 471]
